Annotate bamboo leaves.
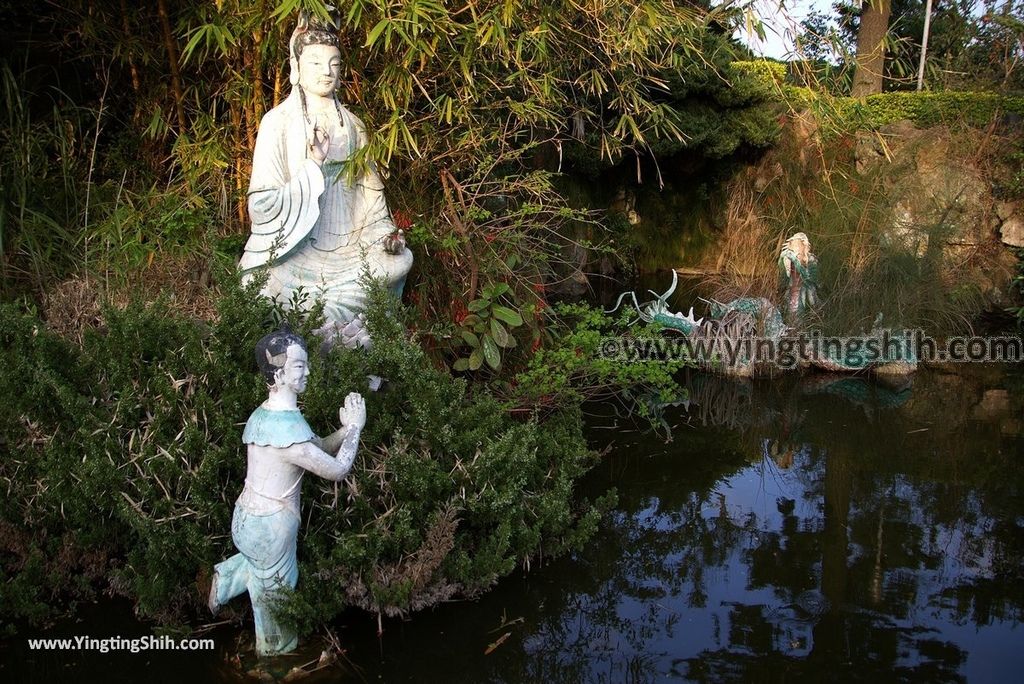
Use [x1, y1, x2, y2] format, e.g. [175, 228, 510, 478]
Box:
[348, 0, 705, 169]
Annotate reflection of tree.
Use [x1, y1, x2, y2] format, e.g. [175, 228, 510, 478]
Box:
[683, 369, 1021, 681]
[684, 373, 759, 431]
[809, 438, 850, 668]
[513, 490, 759, 682]
[481, 408, 765, 682]
[535, 369, 1020, 681]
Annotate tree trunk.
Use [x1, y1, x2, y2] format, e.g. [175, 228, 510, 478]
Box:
[851, 0, 891, 97]
[809, 449, 851, 667]
[156, 0, 188, 133]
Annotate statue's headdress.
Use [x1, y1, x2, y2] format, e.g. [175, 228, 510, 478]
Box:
[289, 7, 342, 86]
[780, 232, 812, 266]
[255, 327, 308, 384]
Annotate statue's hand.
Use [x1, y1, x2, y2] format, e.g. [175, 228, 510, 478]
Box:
[383, 229, 406, 255]
[339, 392, 366, 430]
[309, 123, 330, 165]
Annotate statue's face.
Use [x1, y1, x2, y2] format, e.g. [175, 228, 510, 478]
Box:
[298, 43, 342, 98]
[276, 343, 310, 394]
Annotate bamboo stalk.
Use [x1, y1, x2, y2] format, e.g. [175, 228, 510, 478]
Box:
[273, 62, 283, 107]
[252, 4, 266, 122]
[230, 103, 246, 229]
[242, 46, 257, 152]
[117, 0, 141, 100]
[156, 0, 187, 134]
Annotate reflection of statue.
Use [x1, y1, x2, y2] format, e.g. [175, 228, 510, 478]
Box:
[208, 329, 365, 655]
[239, 14, 413, 333]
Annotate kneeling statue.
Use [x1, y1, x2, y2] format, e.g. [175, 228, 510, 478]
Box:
[209, 329, 365, 655]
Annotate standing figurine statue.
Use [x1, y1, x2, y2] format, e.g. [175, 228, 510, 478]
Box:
[208, 329, 365, 655]
[778, 232, 818, 319]
[239, 11, 413, 348]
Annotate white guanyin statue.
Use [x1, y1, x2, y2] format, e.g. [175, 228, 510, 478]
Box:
[209, 329, 365, 656]
[239, 12, 413, 345]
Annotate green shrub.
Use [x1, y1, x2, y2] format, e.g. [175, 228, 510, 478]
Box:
[0, 275, 685, 636]
[729, 60, 787, 86]
[725, 59, 819, 118]
[834, 91, 1024, 131]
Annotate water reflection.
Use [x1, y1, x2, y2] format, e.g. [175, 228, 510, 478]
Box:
[477, 366, 1023, 682]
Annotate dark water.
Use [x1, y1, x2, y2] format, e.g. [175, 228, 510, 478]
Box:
[3, 365, 1022, 682]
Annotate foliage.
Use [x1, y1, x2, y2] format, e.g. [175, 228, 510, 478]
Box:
[0, 0, 782, 381]
[773, 88, 1024, 142]
[512, 302, 686, 410]
[452, 281, 524, 372]
[833, 90, 1024, 130]
[732, 59, 818, 112]
[0, 62, 87, 293]
[731, 59, 787, 85]
[700, 118, 1004, 337]
[0, 0, 727, 638]
[634, 48, 788, 163]
[0, 276, 689, 633]
[794, 0, 1024, 95]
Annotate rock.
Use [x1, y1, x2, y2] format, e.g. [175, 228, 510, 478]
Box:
[282, 666, 310, 682]
[875, 359, 918, 376]
[610, 187, 640, 225]
[971, 389, 1011, 421]
[1000, 216, 1024, 247]
[887, 200, 929, 257]
[996, 201, 1018, 222]
[791, 110, 819, 142]
[854, 131, 884, 173]
[914, 133, 950, 175]
[880, 119, 918, 139]
[790, 111, 819, 168]
[881, 126, 993, 258]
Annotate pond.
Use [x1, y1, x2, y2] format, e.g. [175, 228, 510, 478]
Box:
[3, 364, 1022, 682]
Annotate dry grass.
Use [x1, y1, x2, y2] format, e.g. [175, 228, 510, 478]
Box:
[42, 277, 104, 345]
[343, 502, 463, 618]
[699, 175, 786, 303]
[43, 255, 219, 344]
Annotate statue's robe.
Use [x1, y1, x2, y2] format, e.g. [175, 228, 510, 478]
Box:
[239, 91, 413, 324]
